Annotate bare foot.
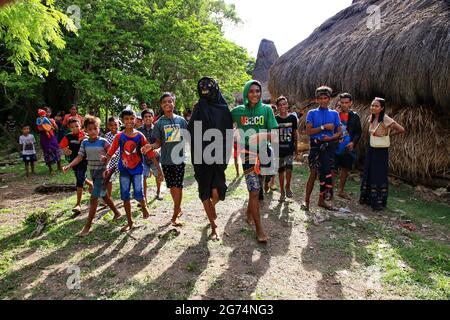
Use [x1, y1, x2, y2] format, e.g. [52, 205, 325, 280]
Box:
[171, 219, 183, 227]
[338, 192, 352, 200]
[121, 223, 133, 233]
[72, 205, 82, 215]
[112, 214, 122, 221]
[142, 209, 150, 220]
[257, 233, 269, 243]
[79, 227, 91, 237]
[301, 201, 310, 211]
[209, 231, 219, 241]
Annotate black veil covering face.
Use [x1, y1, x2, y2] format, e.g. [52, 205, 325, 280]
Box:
[187, 77, 233, 202]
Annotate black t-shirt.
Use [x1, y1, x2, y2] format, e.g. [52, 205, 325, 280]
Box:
[276, 114, 298, 157]
[62, 132, 87, 168]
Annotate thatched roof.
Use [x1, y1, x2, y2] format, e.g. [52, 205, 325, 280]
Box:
[269, 0, 450, 109]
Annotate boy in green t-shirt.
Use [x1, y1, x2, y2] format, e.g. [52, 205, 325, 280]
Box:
[231, 80, 278, 243]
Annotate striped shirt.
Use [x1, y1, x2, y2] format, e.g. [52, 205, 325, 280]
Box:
[78, 137, 110, 179]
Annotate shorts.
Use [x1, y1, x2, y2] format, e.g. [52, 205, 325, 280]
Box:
[335, 152, 355, 170]
[278, 155, 294, 173]
[22, 154, 37, 164]
[73, 164, 87, 188]
[162, 163, 185, 189]
[143, 162, 159, 178]
[109, 169, 119, 183]
[91, 178, 106, 199]
[308, 141, 336, 171]
[244, 171, 261, 192]
[119, 171, 144, 201]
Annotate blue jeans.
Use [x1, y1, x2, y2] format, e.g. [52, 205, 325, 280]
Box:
[91, 178, 106, 199]
[119, 171, 144, 201]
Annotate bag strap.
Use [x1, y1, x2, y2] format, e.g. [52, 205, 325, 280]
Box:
[372, 121, 383, 136]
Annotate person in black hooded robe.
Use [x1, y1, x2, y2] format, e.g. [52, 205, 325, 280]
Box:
[187, 77, 233, 241]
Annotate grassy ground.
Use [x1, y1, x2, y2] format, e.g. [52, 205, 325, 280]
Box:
[0, 155, 448, 300]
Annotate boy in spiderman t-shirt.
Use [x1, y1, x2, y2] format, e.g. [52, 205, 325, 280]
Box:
[104, 109, 163, 232]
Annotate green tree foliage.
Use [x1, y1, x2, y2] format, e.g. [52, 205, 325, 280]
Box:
[0, 0, 76, 76]
[0, 0, 252, 126]
[51, 0, 250, 113]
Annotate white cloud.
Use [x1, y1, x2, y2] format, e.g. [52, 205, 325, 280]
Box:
[223, 0, 352, 57]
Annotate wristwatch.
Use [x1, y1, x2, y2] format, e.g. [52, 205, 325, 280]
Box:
[320, 125, 325, 131]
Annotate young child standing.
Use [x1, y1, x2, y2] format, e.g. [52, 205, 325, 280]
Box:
[148, 93, 188, 227]
[59, 118, 93, 214]
[19, 125, 37, 177]
[138, 109, 163, 202]
[63, 115, 122, 236]
[104, 117, 121, 199]
[105, 109, 162, 232]
[275, 96, 299, 202]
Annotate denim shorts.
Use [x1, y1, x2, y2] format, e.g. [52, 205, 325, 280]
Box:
[119, 171, 144, 201]
[143, 162, 159, 178]
[91, 178, 106, 199]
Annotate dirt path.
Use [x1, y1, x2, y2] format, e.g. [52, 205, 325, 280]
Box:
[0, 165, 448, 300]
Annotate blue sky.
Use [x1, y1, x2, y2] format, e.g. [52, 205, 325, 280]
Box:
[223, 0, 352, 57]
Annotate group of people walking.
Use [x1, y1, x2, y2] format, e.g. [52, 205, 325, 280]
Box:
[16, 78, 405, 243]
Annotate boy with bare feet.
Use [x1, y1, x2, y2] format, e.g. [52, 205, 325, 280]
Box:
[63, 116, 122, 236]
[104, 109, 162, 232]
[303, 86, 342, 211]
[275, 96, 299, 202]
[60, 118, 93, 215]
[231, 80, 278, 243]
[147, 93, 188, 227]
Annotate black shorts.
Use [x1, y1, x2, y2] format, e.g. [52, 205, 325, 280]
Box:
[308, 140, 336, 171]
[335, 153, 355, 170]
[162, 163, 185, 189]
[22, 154, 37, 164]
[73, 164, 88, 188]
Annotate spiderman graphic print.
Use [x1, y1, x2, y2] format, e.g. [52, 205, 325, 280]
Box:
[109, 132, 149, 176]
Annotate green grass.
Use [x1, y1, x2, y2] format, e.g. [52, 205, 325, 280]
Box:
[0, 158, 449, 300]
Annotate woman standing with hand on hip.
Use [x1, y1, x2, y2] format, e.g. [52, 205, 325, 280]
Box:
[360, 98, 405, 211]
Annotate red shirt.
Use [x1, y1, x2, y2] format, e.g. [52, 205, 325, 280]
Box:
[339, 112, 349, 123]
[59, 131, 86, 149]
[63, 114, 84, 127]
[108, 132, 156, 160]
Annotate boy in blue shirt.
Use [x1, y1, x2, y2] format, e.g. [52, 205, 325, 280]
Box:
[105, 109, 162, 233]
[304, 86, 342, 211]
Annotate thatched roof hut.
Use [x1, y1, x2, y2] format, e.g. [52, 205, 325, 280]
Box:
[269, 0, 450, 187]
